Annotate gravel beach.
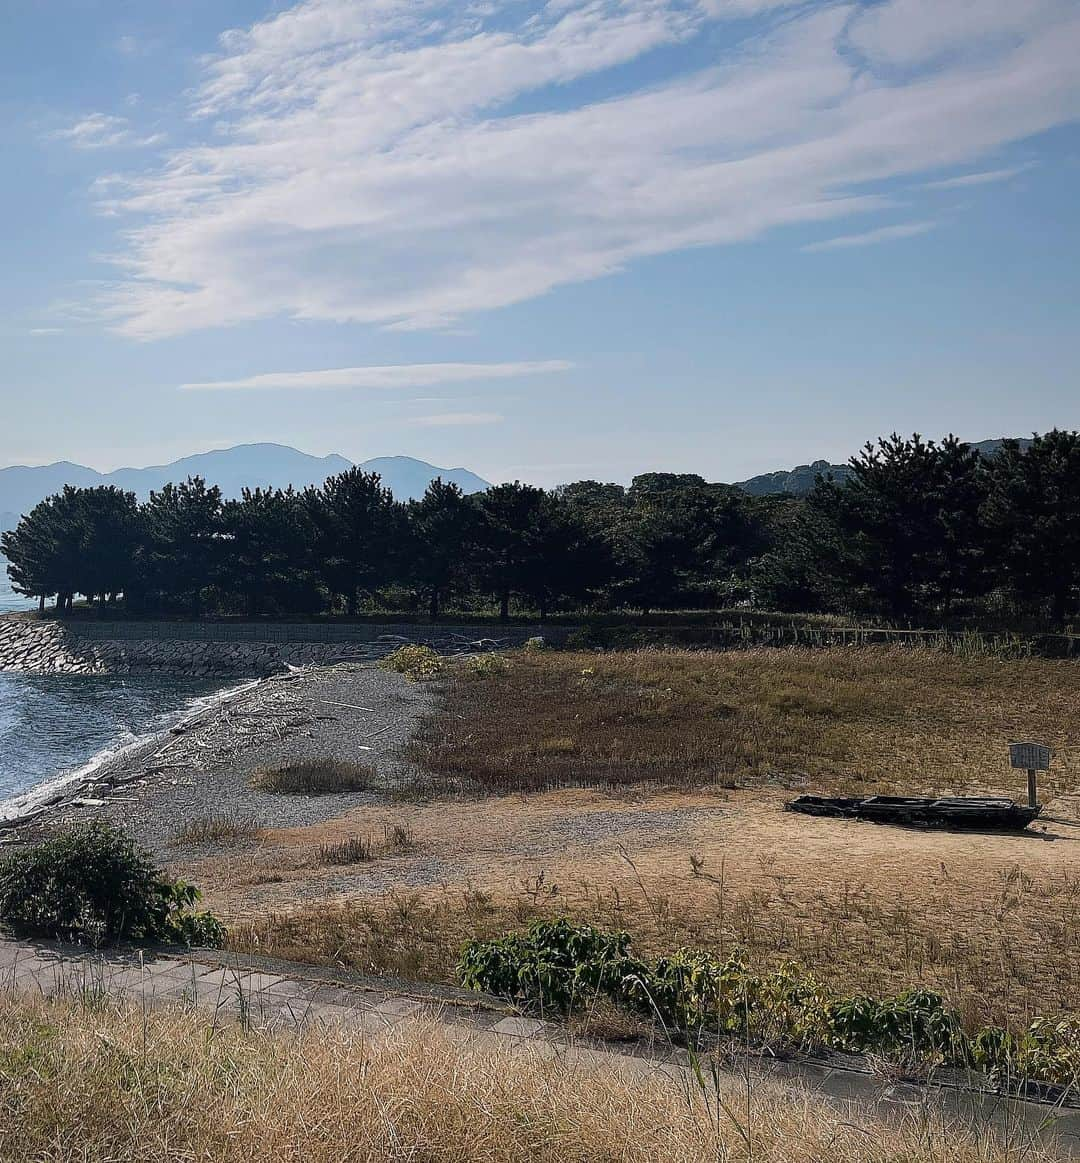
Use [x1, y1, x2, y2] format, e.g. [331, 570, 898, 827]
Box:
[12, 663, 437, 860]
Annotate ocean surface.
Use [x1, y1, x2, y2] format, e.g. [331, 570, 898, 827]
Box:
[0, 673, 228, 819]
[1, 558, 229, 818]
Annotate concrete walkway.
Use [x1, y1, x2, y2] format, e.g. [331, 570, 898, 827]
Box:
[1, 936, 1077, 1157]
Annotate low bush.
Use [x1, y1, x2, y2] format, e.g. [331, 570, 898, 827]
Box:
[318, 836, 373, 865]
[0, 823, 225, 947]
[464, 652, 510, 678]
[458, 919, 634, 1015]
[458, 920, 1078, 1093]
[381, 644, 445, 681]
[250, 759, 375, 795]
[383, 821, 415, 851]
[171, 811, 263, 847]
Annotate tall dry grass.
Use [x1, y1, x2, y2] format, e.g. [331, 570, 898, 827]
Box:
[229, 855, 1080, 1037]
[0, 993, 1064, 1162]
[407, 647, 1080, 795]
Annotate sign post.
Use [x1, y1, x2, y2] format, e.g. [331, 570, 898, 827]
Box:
[1009, 742, 1051, 808]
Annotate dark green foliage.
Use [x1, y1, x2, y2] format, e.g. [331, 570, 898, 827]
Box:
[457, 919, 643, 1014]
[406, 479, 480, 620]
[2, 485, 140, 611]
[5, 430, 1080, 626]
[0, 823, 225, 947]
[137, 477, 223, 616]
[458, 920, 1078, 1091]
[306, 469, 404, 614]
[220, 487, 316, 616]
[982, 430, 1080, 623]
[811, 434, 987, 619]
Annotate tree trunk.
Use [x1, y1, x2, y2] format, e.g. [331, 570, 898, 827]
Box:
[429, 589, 440, 622]
[1052, 583, 1068, 627]
[38, 594, 45, 614]
[499, 590, 510, 622]
[538, 596, 547, 622]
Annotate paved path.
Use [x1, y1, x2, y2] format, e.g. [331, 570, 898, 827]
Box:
[1, 936, 1077, 1157]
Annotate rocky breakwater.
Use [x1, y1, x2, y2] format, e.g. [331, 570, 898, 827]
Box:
[0, 617, 565, 677]
[0, 619, 105, 675]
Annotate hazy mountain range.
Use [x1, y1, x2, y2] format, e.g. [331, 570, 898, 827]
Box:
[0, 435, 1037, 533]
[0, 444, 490, 531]
[735, 438, 1031, 497]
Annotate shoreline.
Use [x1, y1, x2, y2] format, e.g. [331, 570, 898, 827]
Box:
[3, 662, 437, 860]
[0, 675, 265, 829]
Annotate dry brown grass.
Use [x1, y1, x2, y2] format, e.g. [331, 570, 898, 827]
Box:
[407, 646, 1080, 795]
[201, 647, 1080, 1041]
[0, 993, 1063, 1162]
[250, 758, 375, 795]
[220, 784, 1080, 1036]
[171, 811, 264, 847]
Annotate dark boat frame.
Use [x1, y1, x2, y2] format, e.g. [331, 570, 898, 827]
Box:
[785, 794, 1041, 831]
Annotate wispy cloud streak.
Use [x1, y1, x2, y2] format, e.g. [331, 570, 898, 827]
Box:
[802, 221, 937, 252]
[179, 360, 573, 391]
[78, 0, 1080, 338]
[921, 163, 1039, 190]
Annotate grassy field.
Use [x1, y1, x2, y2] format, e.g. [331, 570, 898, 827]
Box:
[200, 647, 1080, 1039]
[0, 992, 1063, 1162]
[406, 647, 1080, 795]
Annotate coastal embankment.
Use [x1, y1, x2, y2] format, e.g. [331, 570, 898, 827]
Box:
[0, 618, 566, 677]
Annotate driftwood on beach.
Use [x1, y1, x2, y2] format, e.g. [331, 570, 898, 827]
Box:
[786, 793, 1042, 831]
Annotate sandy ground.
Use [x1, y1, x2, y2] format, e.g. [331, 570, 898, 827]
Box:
[183, 783, 1080, 915]
[177, 778, 1080, 1024]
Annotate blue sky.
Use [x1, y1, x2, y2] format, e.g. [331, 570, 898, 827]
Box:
[2, 0, 1079, 486]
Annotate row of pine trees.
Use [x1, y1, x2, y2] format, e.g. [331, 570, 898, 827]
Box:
[3, 431, 1080, 625]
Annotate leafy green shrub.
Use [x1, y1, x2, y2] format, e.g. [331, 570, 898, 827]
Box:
[464, 653, 510, 678]
[250, 759, 374, 795]
[972, 1018, 1080, 1090]
[0, 823, 225, 947]
[381, 644, 445, 681]
[458, 919, 644, 1014]
[457, 919, 1078, 1093]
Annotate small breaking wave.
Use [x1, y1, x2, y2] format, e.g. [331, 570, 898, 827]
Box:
[0, 676, 261, 822]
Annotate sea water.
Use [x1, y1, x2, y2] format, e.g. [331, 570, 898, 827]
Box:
[0, 672, 230, 819]
[0, 559, 235, 819]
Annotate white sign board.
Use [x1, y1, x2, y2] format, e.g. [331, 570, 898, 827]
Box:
[1009, 742, 1051, 771]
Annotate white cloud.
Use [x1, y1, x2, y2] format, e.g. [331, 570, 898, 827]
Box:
[83, 0, 1080, 338]
[410, 411, 504, 427]
[802, 220, 937, 252]
[28, 328, 64, 336]
[55, 113, 164, 151]
[921, 162, 1038, 189]
[178, 360, 573, 391]
[847, 0, 1065, 67]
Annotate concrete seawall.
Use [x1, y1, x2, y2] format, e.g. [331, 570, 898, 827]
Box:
[0, 618, 567, 677]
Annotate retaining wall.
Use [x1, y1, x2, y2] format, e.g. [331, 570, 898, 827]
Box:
[0, 618, 566, 677]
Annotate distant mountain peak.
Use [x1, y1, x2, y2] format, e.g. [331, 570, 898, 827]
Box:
[0, 444, 490, 524]
[734, 437, 1032, 497]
